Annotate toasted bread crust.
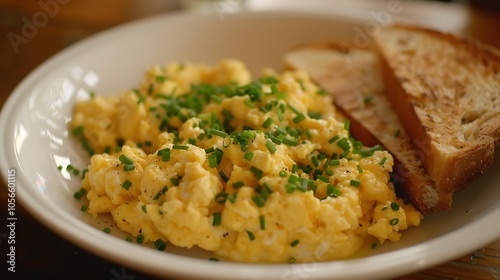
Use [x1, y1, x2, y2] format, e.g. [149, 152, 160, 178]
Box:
[375, 25, 500, 193]
[284, 41, 452, 214]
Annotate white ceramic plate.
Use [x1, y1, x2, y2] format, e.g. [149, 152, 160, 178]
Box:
[1, 10, 499, 280]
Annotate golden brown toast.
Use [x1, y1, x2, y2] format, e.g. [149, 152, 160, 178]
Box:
[375, 25, 500, 194]
[284, 42, 452, 214]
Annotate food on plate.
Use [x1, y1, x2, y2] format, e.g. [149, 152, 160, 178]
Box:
[284, 24, 500, 214]
[70, 59, 422, 263]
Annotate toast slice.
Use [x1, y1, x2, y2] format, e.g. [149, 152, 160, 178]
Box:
[375, 25, 500, 194]
[284, 42, 452, 214]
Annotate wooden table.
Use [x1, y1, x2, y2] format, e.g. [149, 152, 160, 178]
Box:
[1, 0, 499, 279]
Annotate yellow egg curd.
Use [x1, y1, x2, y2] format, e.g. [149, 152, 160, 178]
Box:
[70, 59, 423, 263]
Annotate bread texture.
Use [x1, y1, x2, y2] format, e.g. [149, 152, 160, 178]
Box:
[284, 42, 452, 214]
[375, 25, 500, 194]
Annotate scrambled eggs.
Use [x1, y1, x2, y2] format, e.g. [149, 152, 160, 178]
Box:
[71, 59, 422, 263]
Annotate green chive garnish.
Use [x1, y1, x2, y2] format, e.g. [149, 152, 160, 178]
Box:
[246, 230, 255, 241]
[136, 234, 144, 243]
[390, 202, 400, 211]
[123, 164, 135, 172]
[208, 154, 218, 168]
[212, 212, 221, 226]
[379, 157, 387, 166]
[173, 145, 189, 150]
[290, 240, 300, 247]
[244, 151, 254, 161]
[232, 181, 244, 189]
[122, 180, 132, 190]
[119, 154, 134, 165]
[350, 179, 360, 187]
[390, 218, 399, 226]
[262, 117, 274, 129]
[259, 215, 266, 230]
[154, 239, 166, 251]
[265, 140, 277, 154]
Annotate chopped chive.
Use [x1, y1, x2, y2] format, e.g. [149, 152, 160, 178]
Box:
[317, 175, 329, 183]
[288, 174, 299, 184]
[390, 202, 400, 211]
[304, 128, 312, 139]
[136, 234, 144, 243]
[244, 151, 254, 161]
[210, 94, 223, 103]
[215, 192, 229, 204]
[170, 177, 179, 188]
[162, 186, 169, 193]
[125, 237, 133, 242]
[154, 239, 167, 251]
[288, 257, 296, 264]
[250, 166, 263, 180]
[259, 215, 266, 230]
[219, 171, 229, 183]
[209, 257, 220, 262]
[119, 154, 134, 165]
[103, 227, 111, 234]
[291, 164, 298, 173]
[350, 179, 360, 187]
[337, 138, 350, 151]
[153, 190, 162, 200]
[290, 240, 300, 247]
[390, 218, 400, 226]
[155, 75, 166, 83]
[122, 180, 132, 190]
[208, 154, 218, 168]
[141, 205, 147, 213]
[246, 230, 255, 241]
[363, 96, 373, 104]
[212, 212, 221, 226]
[311, 155, 319, 167]
[209, 128, 228, 138]
[285, 183, 296, 193]
[243, 99, 254, 108]
[282, 137, 298, 146]
[344, 120, 350, 131]
[265, 140, 277, 154]
[73, 188, 86, 200]
[279, 170, 288, 177]
[172, 145, 189, 150]
[252, 195, 266, 207]
[262, 117, 274, 129]
[72, 125, 84, 137]
[316, 89, 327, 95]
[357, 165, 363, 173]
[371, 242, 377, 249]
[123, 164, 135, 172]
[80, 205, 88, 212]
[328, 135, 340, 144]
[379, 157, 387, 166]
[232, 181, 244, 189]
[293, 113, 306, 123]
[161, 148, 171, 162]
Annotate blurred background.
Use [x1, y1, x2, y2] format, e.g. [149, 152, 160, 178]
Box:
[1, 0, 500, 279]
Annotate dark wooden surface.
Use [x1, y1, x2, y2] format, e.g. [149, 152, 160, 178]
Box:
[1, 1, 499, 279]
